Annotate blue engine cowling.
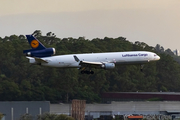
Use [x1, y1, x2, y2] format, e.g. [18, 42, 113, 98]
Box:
[102, 63, 115, 69]
[26, 48, 55, 57]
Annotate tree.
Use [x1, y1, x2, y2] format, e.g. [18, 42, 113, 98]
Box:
[165, 48, 174, 56]
[46, 32, 56, 37]
[32, 30, 42, 37]
[19, 113, 33, 120]
[37, 113, 75, 120]
[0, 32, 180, 103]
[55, 114, 74, 120]
[37, 113, 57, 120]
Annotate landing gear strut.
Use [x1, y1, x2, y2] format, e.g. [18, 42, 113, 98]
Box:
[79, 66, 94, 74]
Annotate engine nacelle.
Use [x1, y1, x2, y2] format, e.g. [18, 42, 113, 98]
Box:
[26, 48, 55, 57]
[101, 63, 115, 69]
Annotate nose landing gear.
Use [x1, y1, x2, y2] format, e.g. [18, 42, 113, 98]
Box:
[140, 64, 144, 72]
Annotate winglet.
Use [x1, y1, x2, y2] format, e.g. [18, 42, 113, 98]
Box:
[73, 55, 80, 62]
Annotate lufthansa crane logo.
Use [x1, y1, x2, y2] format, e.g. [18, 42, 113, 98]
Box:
[31, 40, 39, 48]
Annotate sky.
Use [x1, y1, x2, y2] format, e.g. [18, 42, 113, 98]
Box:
[0, 0, 180, 51]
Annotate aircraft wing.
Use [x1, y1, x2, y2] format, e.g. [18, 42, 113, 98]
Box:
[79, 61, 103, 68]
[73, 55, 103, 68]
[80, 61, 103, 65]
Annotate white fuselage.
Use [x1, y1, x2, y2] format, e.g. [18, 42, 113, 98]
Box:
[30, 51, 160, 68]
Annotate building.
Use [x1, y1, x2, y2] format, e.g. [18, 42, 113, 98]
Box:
[50, 92, 180, 119]
[50, 101, 180, 119]
[101, 92, 180, 103]
[0, 101, 50, 120]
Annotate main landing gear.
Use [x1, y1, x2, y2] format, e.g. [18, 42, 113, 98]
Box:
[79, 66, 94, 74]
[81, 70, 94, 74]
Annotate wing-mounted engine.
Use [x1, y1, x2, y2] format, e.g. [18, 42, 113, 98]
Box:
[24, 48, 56, 57]
[101, 63, 115, 69]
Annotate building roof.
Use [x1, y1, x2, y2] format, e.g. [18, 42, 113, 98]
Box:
[104, 92, 180, 95]
[101, 92, 180, 102]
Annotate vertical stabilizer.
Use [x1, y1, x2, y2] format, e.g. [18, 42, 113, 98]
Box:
[26, 35, 46, 50]
[23, 35, 55, 57]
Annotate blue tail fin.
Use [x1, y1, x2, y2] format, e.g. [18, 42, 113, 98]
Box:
[26, 35, 46, 50]
[23, 35, 46, 54]
[23, 35, 56, 57]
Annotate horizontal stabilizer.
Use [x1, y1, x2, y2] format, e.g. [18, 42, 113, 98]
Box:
[34, 57, 48, 63]
[26, 57, 48, 63]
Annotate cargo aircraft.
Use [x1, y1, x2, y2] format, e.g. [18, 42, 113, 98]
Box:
[23, 35, 160, 74]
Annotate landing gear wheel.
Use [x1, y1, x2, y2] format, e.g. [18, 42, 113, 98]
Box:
[86, 71, 90, 74]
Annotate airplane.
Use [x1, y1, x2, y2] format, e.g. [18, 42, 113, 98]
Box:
[23, 35, 160, 74]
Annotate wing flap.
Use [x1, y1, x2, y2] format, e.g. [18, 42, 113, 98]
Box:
[79, 61, 103, 68]
[80, 61, 103, 65]
[73, 55, 103, 68]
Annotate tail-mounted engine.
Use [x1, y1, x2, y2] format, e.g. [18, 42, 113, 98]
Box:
[24, 48, 56, 57]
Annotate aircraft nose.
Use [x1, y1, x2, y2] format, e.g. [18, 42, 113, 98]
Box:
[156, 55, 160, 60]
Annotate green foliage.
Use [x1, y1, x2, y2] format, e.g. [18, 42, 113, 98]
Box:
[55, 114, 74, 120]
[112, 115, 124, 120]
[1, 31, 180, 103]
[147, 97, 163, 101]
[19, 113, 33, 120]
[37, 113, 74, 120]
[37, 113, 57, 120]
